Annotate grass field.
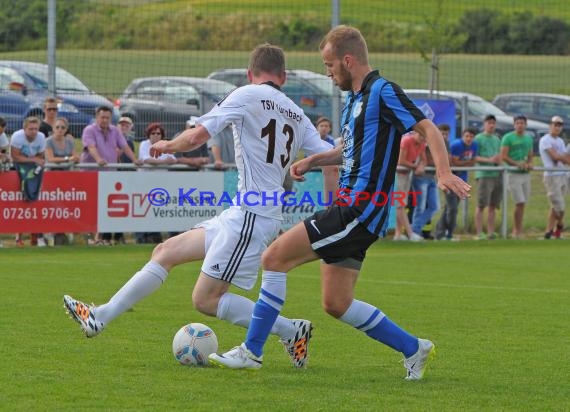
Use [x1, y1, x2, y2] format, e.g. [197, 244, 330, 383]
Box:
[2, 242, 568, 411]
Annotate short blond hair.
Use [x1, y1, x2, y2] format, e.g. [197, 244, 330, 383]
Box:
[319, 25, 368, 65]
[23, 116, 40, 128]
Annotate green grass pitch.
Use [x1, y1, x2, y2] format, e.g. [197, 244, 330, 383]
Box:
[1, 241, 568, 411]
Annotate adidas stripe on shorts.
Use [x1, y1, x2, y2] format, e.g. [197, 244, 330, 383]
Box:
[196, 206, 281, 290]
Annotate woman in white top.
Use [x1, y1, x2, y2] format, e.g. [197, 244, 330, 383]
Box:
[138, 122, 177, 169]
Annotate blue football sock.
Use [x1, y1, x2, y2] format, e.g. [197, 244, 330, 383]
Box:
[340, 299, 419, 357]
[245, 271, 286, 357]
[366, 316, 419, 358]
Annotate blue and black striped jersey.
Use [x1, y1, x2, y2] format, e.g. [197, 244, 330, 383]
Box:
[339, 70, 425, 235]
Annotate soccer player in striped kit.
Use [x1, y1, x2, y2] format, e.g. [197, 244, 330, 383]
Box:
[211, 26, 470, 380]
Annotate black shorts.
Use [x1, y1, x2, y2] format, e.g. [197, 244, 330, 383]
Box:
[303, 205, 378, 269]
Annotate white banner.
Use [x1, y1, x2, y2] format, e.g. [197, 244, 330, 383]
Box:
[97, 171, 224, 232]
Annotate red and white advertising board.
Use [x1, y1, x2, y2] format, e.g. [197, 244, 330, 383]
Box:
[97, 171, 224, 232]
[0, 171, 98, 233]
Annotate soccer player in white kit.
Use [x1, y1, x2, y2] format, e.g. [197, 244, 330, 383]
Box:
[63, 44, 337, 368]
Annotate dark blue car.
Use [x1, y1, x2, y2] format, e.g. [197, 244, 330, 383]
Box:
[0, 60, 118, 137]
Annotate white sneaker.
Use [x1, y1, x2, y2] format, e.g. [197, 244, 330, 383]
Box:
[403, 338, 435, 380]
[393, 234, 408, 241]
[280, 319, 312, 368]
[37, 237, 47, 247]
[208, 343, 263, 370]
[409, 233, 424, 242]
[63, 295, 105, 338]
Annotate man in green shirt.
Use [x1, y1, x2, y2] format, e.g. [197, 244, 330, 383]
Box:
[500, 114, 534, 239]
[474, 115, 502, 240]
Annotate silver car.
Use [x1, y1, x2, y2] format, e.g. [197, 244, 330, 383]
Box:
[116, 76, 236, 139]
[492, 93, 570, 137]
[405, 89, 550, 153]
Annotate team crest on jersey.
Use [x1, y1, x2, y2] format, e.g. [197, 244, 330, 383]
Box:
[352, 102, 363, 118]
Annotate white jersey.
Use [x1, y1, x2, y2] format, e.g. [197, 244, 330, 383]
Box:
[198, 82, 332, 219]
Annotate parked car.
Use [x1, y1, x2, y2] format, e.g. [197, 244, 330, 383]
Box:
[492, 93, 570, 137]
[0, 60, 118, 136]
[207, 68, 344, 124]
[115, 76, 236, 139]
[404, 89, 550, 152]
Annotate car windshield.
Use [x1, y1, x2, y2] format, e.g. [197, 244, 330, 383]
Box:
[22, 63, 91, 92]
[292, 71, 334, 96]
[468, 98, 507, 117]
[200, 81, 235, 100]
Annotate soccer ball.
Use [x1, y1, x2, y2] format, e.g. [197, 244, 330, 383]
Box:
[172, 323, 218, 366]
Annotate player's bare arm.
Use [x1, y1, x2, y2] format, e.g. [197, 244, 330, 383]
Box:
[414, 119, 471, 199]
[151, 125, 211, 157]
[290, 146, 342, 181]
[321, 165, 339, 201]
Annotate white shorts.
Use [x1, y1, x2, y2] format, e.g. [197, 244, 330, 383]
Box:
[196, 206, 281, 290]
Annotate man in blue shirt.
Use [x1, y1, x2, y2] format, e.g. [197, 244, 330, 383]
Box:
[211, 26, 470, 380]
[435, 128, 478, 240]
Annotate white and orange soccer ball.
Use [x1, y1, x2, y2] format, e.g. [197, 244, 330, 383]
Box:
[172, 323, 218, 366]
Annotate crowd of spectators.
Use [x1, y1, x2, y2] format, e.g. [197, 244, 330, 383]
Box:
[395, 114, 570, 241]
[1, 99, 569, 247]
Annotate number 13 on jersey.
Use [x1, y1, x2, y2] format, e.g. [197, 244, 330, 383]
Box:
[261, 118, 294, 168]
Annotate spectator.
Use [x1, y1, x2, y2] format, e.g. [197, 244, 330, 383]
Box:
[116, 117, 136, 243]
[567, 141, 570, 192]
[393, 130, 425, 242]
[500, 114, 534, 239]
[39, 97, 59, 137]
[538, 115, 570, 239]
[81, 106, 141, 245]
[115, 116, 137, 244]
[315, 116, 335, 146]
[0, 117, 9, 247]
[137, 122, 176, 244]
[208, 126, 235, 169]
[117, 116, 136, 167]
[436, 128, 478, 241]
[139, 122, 177, 168]
[0, 116, 9, 169]
[45, 117, 79, 245]
[10, 116, 47, 247]
[473, 114, 502, 240]
[81, 106, 140, 167]
[45, 117, 79, 167]
[410, 137, 440, 239]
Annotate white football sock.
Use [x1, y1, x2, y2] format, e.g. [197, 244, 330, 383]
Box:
[96, 261, 168, 325]
[216, 292, 295, 339]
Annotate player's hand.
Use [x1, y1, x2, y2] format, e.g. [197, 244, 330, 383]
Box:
[437, 171, 471, 199]
[150, 140, 172, 157]
[290, 158, 311, 181]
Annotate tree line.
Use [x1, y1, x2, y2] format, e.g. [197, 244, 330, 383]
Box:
[0, 1, 568, 55]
